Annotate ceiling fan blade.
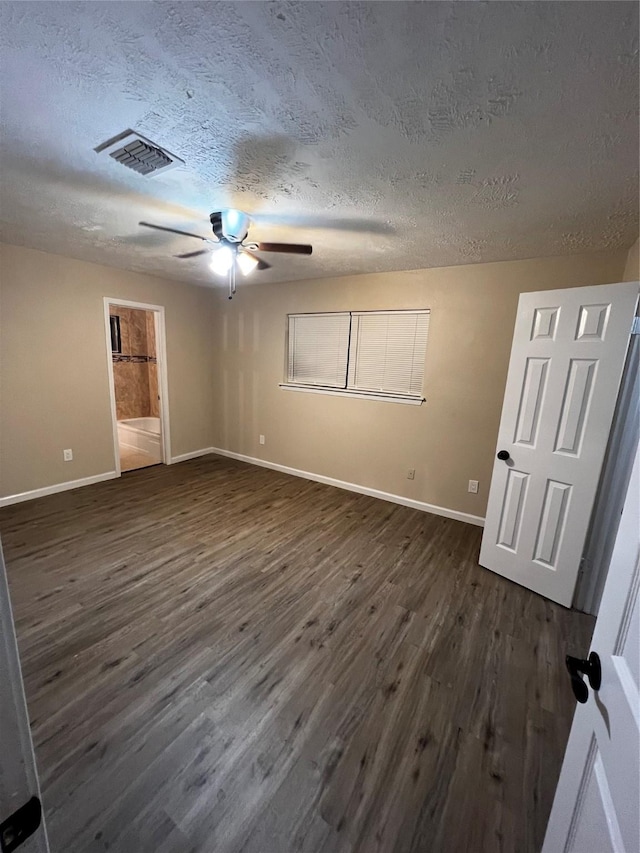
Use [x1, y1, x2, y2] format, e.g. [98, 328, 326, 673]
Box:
[241, 249, 271, 271]
[257, 242, 312, 255]
[250, 213, 395, 235]
[139, 221, 214, 242]
[176, 249, 210, 259]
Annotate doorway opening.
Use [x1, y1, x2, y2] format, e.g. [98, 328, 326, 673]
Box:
[103, 298, 171, 475]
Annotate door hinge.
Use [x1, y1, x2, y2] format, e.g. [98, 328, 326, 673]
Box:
[631, 316, 640, 335]
[0, 797, 42, 852]
[577, 556, 587, 579]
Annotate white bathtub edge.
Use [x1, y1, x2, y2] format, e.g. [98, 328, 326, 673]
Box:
[118, 421, 161, 458]
[119, 417, 161, 435]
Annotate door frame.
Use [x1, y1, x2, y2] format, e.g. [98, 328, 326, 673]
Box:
[574, 329, 639, 614]
[103, 298, 172, 477]
[1, 536, 50, 852]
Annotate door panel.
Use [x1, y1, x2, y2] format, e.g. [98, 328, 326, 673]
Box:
[497, 469, 529, 550]
[575, 303, 610, 341]
[567, 747, 622, 853]
[514, 357, 549, 445]
[531, 306, 560, 340]
[554, 358, 597, 455]
[480, 281, 638, 606]
[533, 479, 571, 567]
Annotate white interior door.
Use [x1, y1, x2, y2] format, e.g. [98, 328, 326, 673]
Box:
[480, 281, 639, 606]
[543, 437, 640, 852]
[0, 538, 49, 853]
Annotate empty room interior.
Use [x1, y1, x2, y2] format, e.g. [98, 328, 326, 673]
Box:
[0, 2, 639, 853]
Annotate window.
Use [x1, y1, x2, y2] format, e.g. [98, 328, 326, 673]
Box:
[287, 313, 351, 389]
[283, 310, 430, 404]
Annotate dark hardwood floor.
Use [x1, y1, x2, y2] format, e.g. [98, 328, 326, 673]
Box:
[0, 455, 594, 853]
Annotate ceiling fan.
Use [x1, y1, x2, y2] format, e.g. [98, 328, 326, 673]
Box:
[139, 209, 312, 298]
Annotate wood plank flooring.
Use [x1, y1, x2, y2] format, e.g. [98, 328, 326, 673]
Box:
[0, 455, 594, 853]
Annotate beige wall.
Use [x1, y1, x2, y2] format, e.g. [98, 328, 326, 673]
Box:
[623, 237, 639, 281]
[212, 250, 627, 518]
[1, 241, 630, 512]
[0, 243, 216, 498]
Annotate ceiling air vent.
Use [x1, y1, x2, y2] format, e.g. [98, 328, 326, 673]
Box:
[94, 130, 184, 176]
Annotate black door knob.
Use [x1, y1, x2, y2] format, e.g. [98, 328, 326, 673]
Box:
[566, 652, 602, 704]
[497, 450, 510, 461]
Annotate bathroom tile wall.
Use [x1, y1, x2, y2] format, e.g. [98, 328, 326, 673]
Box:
[146, 310, 160, 418]
[110, 306, 156, 420]
[148, 364, 159, 418]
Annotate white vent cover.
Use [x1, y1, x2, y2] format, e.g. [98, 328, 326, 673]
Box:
[94, 130, 184, 176]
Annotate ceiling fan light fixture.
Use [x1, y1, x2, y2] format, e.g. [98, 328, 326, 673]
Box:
[237, 251, 259, 276]
[222, 209, 250, 243]
[141, 208, 311, 290]
[209, 245, 234, 276]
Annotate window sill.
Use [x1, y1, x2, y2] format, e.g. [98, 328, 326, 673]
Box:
[279, 384, 425, 406]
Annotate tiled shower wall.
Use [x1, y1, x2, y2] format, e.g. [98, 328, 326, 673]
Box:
[109, 306, 159, 420]
[146, 311, 160, 418]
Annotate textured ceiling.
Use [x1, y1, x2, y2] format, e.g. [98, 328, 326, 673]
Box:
[0, 1, 638, 287]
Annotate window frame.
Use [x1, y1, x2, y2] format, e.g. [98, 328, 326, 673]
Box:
[281, 309, 429, 405]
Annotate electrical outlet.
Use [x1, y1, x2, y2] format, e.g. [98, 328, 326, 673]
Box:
[468, 479, 479, 494]
[407, 468, 415, 480]
[63, 449, 73, 462]
[259, 435, 265, 446]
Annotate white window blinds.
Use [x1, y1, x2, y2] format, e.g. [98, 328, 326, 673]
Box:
[287, 312, 351, 388]
[286, 309, 430, 401]
[347, 311, 430, 396]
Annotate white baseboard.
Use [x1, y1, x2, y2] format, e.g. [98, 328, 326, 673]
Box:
[0, 471, 118, 508]
[205, 447, 485, 527]
[1, 451, 486, 527]
[171, 447, 218, 464]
